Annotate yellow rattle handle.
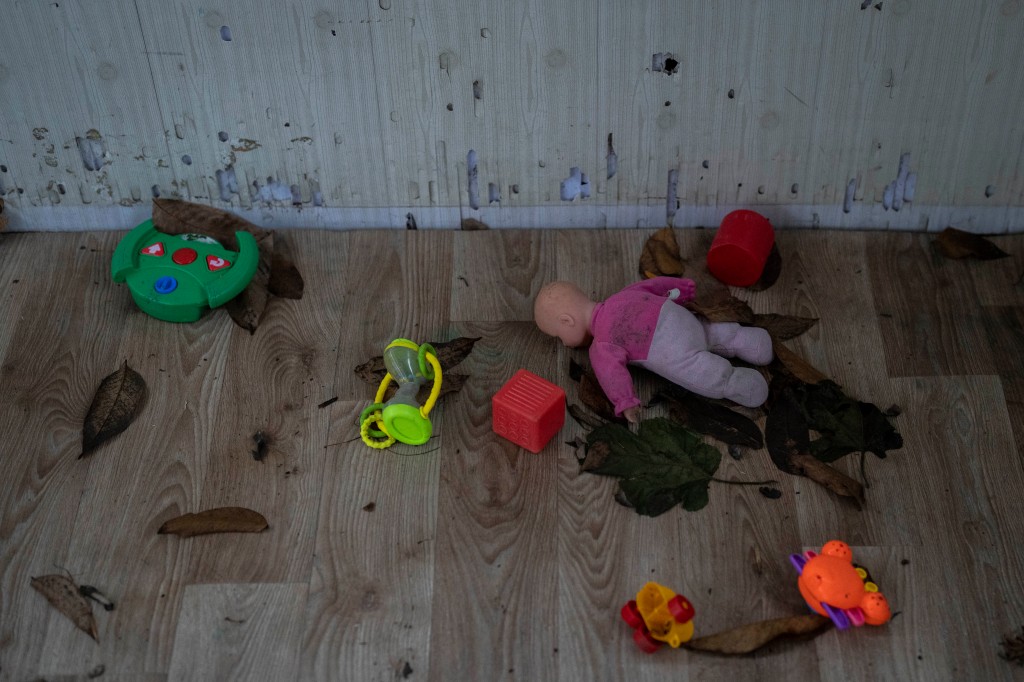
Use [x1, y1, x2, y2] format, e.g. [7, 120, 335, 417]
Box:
[360, 410, 395, 449]
[374, 372, 393, 405]
[420, 352, 443, 418]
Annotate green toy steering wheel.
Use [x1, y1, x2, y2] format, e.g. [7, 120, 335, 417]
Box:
[111, 219, 260, 323]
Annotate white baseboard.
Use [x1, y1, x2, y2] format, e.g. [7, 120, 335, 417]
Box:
[3, 201, 1023, 233]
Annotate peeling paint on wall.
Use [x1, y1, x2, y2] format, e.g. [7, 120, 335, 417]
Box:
[467, 149, 479, 210]
[76, 130, 106, 172]
[560, 167, 590, 201]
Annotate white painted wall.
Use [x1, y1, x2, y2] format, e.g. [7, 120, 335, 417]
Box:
[1, 0, 1022, 232]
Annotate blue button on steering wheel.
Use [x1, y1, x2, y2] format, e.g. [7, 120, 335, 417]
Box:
[154, 276, 178, 294]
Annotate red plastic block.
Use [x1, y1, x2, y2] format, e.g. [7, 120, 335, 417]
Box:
[492, 370, 566, 453]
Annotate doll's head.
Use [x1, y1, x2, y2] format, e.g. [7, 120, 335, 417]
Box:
[534, 281, 596, 348]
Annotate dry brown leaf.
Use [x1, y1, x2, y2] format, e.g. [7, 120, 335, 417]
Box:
[0, 197, 7, 232]
[81, 361, 147, 458]
[685, 287, 755, 324]
[268, 233, 304, 300]
[461, 217, 490, 230]
[639, 227, 684, 279]
[753, 314, 819, 341]
[31, 574, 98, 641]
[580, 369, 625, 424]
[152, 198, 269, 251]
[933, 227, 1010, 260]
[772, 340, 828, 384]
[685, 614, 830, 655]
[158, 507, 268, 538]
[224, 230, 273, 334]
[567, 403, 606, 430]
[792, 452, 864, 503]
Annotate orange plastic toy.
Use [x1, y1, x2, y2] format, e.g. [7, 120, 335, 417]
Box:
[790, 540, 891, 630]
[620, 582, 696, 653]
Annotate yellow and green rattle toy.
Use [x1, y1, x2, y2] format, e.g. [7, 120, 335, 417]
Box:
[359, 339, 443, 449]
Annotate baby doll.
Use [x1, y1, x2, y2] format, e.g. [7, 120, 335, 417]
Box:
[534, 278, 772, 423]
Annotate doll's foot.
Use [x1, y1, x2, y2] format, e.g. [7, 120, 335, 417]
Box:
[730, 326, 773, 365]
[725, 368, 769, 407]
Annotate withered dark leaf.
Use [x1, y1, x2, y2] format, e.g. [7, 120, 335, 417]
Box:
[251, 431, 269, 461]
[685, 288, 755, 324]
[771, 340, 828, 385]
[568, 404, 605, 430]
[793, 381, 904, 461]
[765, 389, 864, 504]
[225, 229, 273, 334]
[580, 368, 625, 424]
[685, 614, 830, 655]
[1000, 627, 1024, 666]
[747, 242, 782, 291]
[0, 197, 7, 232]
[568, 358, 585, 382]
[461, 217, 490, 230]
[753, 314, 819, 341]
[661, 387, 763, 448]
[31, 574, 98, 641]
[158, 507, 269, 538]
[639, 227, 685, 279]
[267, 232, 304, 300]
[759, 486, 782, 499]
[81, 360, 147, 458]
[933, 227, 1010, 260]
[152, 198, 269, 252]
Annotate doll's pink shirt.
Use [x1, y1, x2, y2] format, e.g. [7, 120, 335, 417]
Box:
[588, 277, 695, 416]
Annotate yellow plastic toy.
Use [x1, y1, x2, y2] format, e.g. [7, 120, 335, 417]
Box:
[359, 339, 443, 449]
[620, 582, 696, 653]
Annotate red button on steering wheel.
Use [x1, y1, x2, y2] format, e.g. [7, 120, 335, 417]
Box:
[172, 248, 198, 265]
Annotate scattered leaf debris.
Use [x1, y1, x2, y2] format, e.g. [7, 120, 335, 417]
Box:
[933, 227, 1010, 260]
[81, 360, 147, 458]
[401, 661, 414, 678]
[225, 229, 273, 334]
[584, 418, 722, 516]
[684, 286, 755, 324]
[158, 507, 269, 538]
[354, 337, 478, 402]
[771, 340, 828, 385]
[639, 227, 685, 279]
[759, 486, 783, 499]
[684, 614, 831, 655]
[317, 396, 339, 409]
[251, 431, 269, 461]
[362, 502, 376, 512]
[567, 403, 606, 430]
[31, 574, 99, 641]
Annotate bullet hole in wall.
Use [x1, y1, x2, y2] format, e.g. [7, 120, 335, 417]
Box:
[220, 25, 232, 41]
[218, 131, 229, 142]
[728, 89, 735, 99]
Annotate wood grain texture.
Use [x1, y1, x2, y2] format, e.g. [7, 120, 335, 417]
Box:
[2, 228, 1023, 681]
[167, 583, 307, 682]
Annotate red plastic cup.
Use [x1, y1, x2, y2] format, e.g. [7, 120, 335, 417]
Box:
[706, 210, 775, 287]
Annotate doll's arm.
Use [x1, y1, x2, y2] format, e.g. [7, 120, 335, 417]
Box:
[589, 341, 642, 417]
[623, 277, 696, 303]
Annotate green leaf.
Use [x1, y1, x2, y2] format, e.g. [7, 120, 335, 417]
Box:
[583, 418, 721, 516]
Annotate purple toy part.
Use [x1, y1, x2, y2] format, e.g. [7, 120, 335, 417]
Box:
[823, 602, 851, 630]
[790, 554, 807, 573]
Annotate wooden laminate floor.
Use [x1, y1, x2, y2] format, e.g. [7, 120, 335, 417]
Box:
[1, 228, 1023, 681]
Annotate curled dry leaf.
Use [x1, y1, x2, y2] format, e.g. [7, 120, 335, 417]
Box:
[933, 227, 1010, 260]
[685, 614, 830, 655]
[639, 227, 685, 279]
[31, 574, 99, 641]
[461, 217, 490, 230]
[268, 233, 305, 300]
[580, 367, 625, 424]
[567, 403, 606, 430]
[753, 314, 818, 341]
[81, 360, 147, 458]
[159, 507, 269, 538]
[225, 229, 273, 334]
[771, 340, 828, 385]
[152, 198, 268, 251]
[685, 287, 755, 324]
